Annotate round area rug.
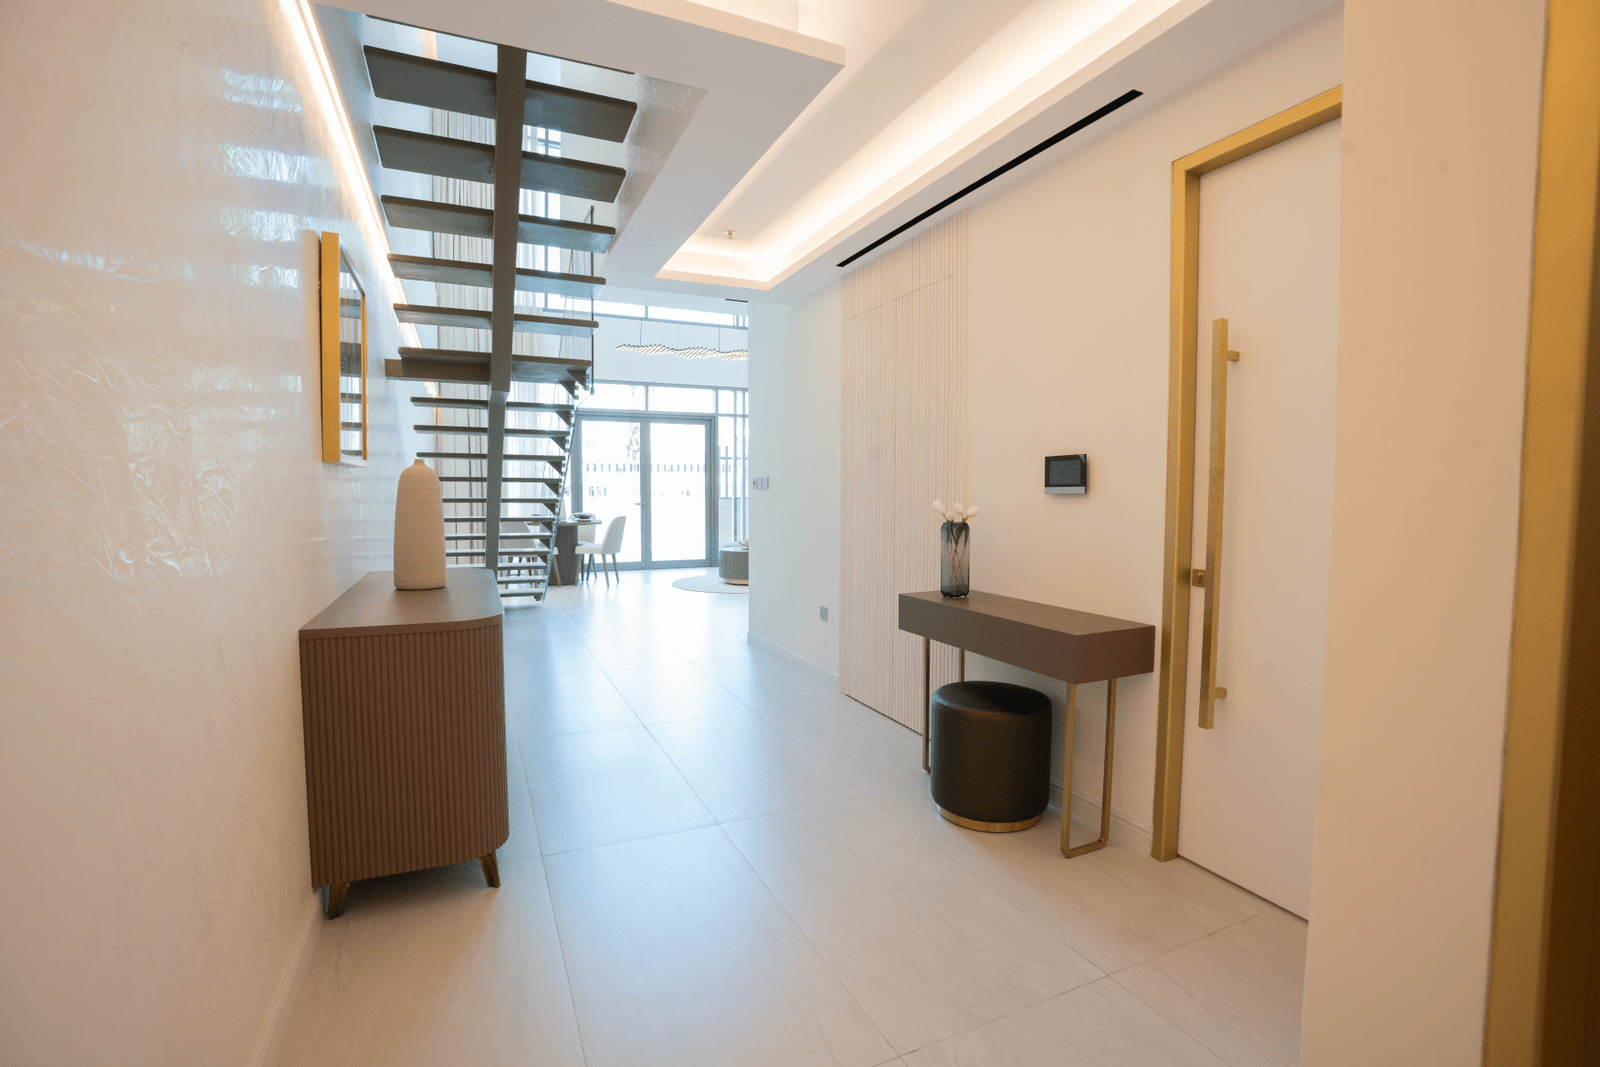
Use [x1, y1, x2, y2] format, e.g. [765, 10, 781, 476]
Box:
[671, 575, 748, 594]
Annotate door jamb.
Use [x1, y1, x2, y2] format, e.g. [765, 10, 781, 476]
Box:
[1483, 0, 1600, 1057]
[1151, 86, 1343, 861]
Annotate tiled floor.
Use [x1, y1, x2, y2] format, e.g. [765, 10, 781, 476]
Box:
[276, 569, 1307, 1067]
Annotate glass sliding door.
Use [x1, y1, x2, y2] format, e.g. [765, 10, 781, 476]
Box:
[577, 418, 643, 563]
[572, 412, 715, 568]
[649, 421, 709, 563]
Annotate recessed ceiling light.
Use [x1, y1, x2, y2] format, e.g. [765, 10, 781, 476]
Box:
[723, 230, 737, 239]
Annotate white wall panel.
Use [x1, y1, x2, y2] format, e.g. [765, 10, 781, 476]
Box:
[1302, 0, 1544, 1059]
[840, 216, 967, 729]
[747, 287, 842, 677]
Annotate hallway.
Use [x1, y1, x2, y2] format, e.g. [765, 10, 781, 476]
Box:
[277, 571, 1306, 1066]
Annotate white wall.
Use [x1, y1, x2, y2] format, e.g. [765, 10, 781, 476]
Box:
[747, 285, 842, 678]
[1300, 0, 1546, 1060]
[0, 0, 418, 1062]
[959, 8, 1344, 834]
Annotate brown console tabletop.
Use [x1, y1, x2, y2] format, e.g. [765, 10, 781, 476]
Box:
[898, 591, 1155, 857]
[299, 568, 508, 917]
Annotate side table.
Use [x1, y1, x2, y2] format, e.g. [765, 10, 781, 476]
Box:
[898, 591, 1154, 858]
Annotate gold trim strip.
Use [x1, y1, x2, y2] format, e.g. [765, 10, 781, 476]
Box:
[1152, 86, 1342, 860]
[937, 806, 1044, 834]
[320, 231, 341, 464]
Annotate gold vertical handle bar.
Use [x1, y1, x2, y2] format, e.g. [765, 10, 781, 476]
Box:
[1198, 319, 1239, 729]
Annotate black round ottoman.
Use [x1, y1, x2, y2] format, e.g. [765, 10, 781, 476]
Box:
[930, 681, 1053, 832]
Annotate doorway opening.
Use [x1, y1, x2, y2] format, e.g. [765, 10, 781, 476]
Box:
[568, 381, 748, 570]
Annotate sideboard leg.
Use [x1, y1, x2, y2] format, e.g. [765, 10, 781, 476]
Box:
[480, 850, 501, 888]
[326, 882, 350, 919]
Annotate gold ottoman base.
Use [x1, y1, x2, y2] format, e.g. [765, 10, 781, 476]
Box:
[936, 804, 1044, 833]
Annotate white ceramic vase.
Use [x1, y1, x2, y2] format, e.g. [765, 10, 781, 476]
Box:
[394, 459, 446, 590]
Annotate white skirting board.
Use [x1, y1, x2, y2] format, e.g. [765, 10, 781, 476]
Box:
[746, 631, 840, 689]
[1049, 779, 1154, 857]
[246, 889, 323, 1067]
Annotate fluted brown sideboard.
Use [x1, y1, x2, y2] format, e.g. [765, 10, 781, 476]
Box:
[298, 568, 508, 918]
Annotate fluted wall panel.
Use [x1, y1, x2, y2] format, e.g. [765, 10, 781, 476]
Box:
[299, 619, 507, 887]
[841, 215, 967, 729]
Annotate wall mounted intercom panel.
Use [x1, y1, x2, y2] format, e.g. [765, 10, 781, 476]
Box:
[1045, 454, 1088, 495]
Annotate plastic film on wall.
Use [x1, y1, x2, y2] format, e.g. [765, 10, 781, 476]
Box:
[0, 0, 420, 1061]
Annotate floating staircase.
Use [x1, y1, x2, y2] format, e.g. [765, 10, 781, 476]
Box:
[366, 41, 634, 601]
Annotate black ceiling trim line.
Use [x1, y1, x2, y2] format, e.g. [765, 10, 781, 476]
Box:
[835, 88, 1144, 269]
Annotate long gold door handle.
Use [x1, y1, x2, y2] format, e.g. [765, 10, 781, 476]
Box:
[1198, 318, 1239, 729]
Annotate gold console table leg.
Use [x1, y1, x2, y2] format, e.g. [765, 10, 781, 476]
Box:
[922, 636, 932, 772]
[1060, 677, 1119, 858]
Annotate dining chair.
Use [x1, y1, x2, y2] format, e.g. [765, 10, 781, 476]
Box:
[575, 515, 625, 586]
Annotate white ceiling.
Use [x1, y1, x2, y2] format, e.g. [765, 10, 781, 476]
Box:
[330, 0, 1339, 304]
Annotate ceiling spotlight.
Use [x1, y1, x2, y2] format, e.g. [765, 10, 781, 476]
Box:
[723, 230, 737, 240]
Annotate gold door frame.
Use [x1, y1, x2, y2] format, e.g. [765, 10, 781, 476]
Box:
[1150, 87, 1342, 861]
[1484, 0, 1600, 1057]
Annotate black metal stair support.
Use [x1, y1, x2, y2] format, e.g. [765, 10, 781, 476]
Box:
[483, 43, 526, 580]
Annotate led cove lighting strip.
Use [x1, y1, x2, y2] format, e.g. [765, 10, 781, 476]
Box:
[280, 0, 420, 346]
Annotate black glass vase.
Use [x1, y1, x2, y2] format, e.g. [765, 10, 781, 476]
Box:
[940, 521, 970, 598]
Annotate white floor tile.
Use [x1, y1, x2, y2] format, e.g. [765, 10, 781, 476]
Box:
[1114, 916, 1306, 1067]
[510, 669, 641, 740]
[580, 630, 695, 671]
[871, 785, 1259, 974]
[276, 859, 584, 1067]
[903, 978, 1227, 1067]
[521, 726, 714, 854]
[544, 826, 896, 1067]
[1171, 857, 1311, 932]
[760, 698, 928, 795]
[725, 796, 1103, 1054]
[498, 740, 542, 863]
[604, 663, 756, 724]
[697, 654, 841, 711]
[649, 713, 861, 822]
[502, 638, 604, 679]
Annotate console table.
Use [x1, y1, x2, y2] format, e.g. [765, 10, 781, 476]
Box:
[299, 568, 508, 917]
[898, 591, 1154, 857]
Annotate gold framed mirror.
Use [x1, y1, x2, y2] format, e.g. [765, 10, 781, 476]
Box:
[320, 231, 367, 465]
